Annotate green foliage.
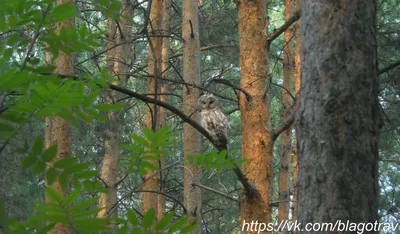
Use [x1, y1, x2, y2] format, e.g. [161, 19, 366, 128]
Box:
[116, 208, 197, 234]
[20, 136, 103, 192]
[189, 150, 247, 171]
[1, 128, 198, 233]
[121, 126, 177, 176]
[4, 188, 110, 234]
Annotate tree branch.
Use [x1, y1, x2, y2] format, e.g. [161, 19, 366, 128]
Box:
[379, 59, 400, 75]
[108, 83, 257, 198]
[132, 44, 236, 74]
[267, 11, 300, 48]
[211, 79, 251, 100]
[126, 74, 237, 103]
[135, 190, 187, 214]
[381, 159, 400, 166]
[273, 112, 295, 142]
[191, 182, 238, 203]
[35, 73, 256, 201]
[109, 83, 215, 144]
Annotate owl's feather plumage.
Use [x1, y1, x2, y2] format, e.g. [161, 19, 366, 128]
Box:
[197, 94, 229, 151]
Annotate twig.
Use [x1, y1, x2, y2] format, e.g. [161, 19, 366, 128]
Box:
[211, 79, 251, 100]
[20, 5, 51, 72]
[379, 59, 400, 75]
[96, 175, 109, 187]
[126, 74, 237, 103]
[381, 159, 400, 165]
[273, 113, 295, 142]
[191, 182, 238, 203]
[140, 0, 152, 35]
[271, 81, 296, 102]
[107, 162, 180, 214]
[135, 190, 187, 213]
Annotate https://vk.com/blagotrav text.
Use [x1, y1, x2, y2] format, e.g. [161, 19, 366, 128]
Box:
[242, 220, 399, 234]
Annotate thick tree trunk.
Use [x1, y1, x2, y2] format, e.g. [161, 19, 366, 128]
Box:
[182, 0, 202, 232]
[278, 0, 295, 227]
[156, 0, 172, 221]
[237, 0, 273, 229]
[296, 0, 380, 231]
[45, 2, 74, 234]
[98, 0, 132, 220]
[143, 0, 163, 216]
[292, 0, 301, 225]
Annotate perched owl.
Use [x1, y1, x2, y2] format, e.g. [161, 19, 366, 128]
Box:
[197, 94, 229, 151]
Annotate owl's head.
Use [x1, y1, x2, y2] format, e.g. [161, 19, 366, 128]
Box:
[197, 94, 218, 111]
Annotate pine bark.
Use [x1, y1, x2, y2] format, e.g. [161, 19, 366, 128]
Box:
[183, 0, 202, 231]
[45, 1, 74, 233]
[296, 0, 380, 231]
[143, 0, 163, 215]
[278, 0, 295, 227]
[156, 0, 172, 221]
[98, 0, 132, 220]
[291, 0, 301, 225]
[237, 0, 273, 229]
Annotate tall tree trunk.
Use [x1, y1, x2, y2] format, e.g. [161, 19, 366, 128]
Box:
[98, 17, 118, 219]
[237, 0, 273, 229]
[156, 0, 172, 221]
[98, 0, 132, 220]
[296, 0, 380, 230]
[278, 0, 295, 227]
[45, 1, 74, 233]
[143, 0, 163, 215]
[292, 0, 301, 225]
[183, 0, 202, 231]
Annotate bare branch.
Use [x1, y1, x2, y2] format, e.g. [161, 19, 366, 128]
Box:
[379, 59, 400, 75]
[192, 182, 238, 203]
[267, 11, 300, 48]
[273, 113, 295, 142]
[20, 5, 51, 72]
[381, 159, 400, 166]
[211, 79, 251, 100]
[136, 190, 187, 214]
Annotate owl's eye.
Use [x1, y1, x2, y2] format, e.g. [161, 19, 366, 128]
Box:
[202, 101, 206, 104]
[209, 100, 214, 104]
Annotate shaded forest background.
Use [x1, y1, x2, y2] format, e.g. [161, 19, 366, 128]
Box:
[0, 0, 399, 233]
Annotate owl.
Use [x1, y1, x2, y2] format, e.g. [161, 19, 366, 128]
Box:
[197, 94, 229, 151]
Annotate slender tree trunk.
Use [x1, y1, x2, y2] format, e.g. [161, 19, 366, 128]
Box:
[296, 0, 380, 231]
[45, 2, 74, 234]
[237, 0, 273, 229]
[98, 0, 132, 220]
[97, 16, 119, 220]
[292, 0, 301, 225]
[143, 0, 163, 215]
[156, 0, 172, 221]
[278, 0, 295, 228]
[183, 0, 202, 231]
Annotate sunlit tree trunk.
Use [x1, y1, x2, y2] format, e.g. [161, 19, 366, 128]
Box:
[183, 0, 202, 231]
[143, 0, 163, 215]
[45, 1, 74, 233]
[278, 0, 295, 228]
[296, 0, 380, 230]
[292, 0, 301, 225]
[237, 0, 272, 229]
[98, 0, 132, 221]
[156, 0, 172, 221]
